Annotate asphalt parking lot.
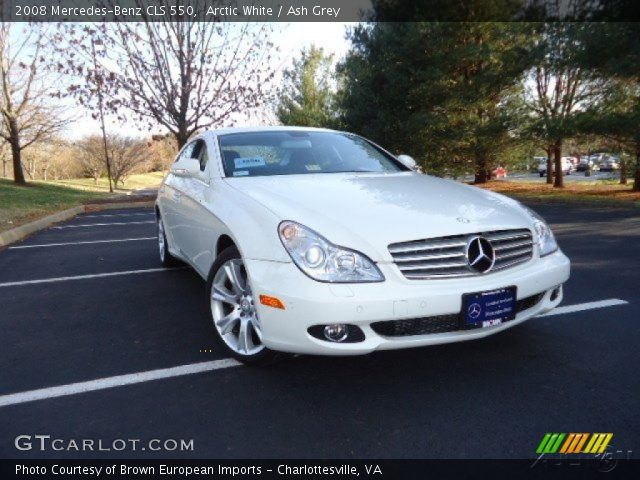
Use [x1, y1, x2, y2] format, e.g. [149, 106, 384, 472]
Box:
[508, 171, 622, 182]
[0, 203, 638, 459]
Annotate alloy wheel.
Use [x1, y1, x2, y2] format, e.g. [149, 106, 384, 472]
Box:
[210, 259, 265, 356]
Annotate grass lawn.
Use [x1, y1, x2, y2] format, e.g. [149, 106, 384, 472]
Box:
[49, 171, 165, 193]
[480, 180, 640, 206]
[1, 172, 163, 232]
[0, 179, 111, 232]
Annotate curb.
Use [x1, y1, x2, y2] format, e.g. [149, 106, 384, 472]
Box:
[509, 195, 640, 209]
[0, 200, 156, 248]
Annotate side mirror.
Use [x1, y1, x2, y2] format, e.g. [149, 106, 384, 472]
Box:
[397, 154, 418, 171]
[170, 158, 201, 177]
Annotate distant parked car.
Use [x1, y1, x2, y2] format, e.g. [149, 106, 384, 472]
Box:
[599, 156, 620, 171]
[538, 157, 574, 177]
[493, 166, 507, 179]
[577, 156, 600, 172]
[532, 157, 546, 172]
[589, 153, 607, 165]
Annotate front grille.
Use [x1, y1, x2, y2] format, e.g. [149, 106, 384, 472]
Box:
[371, 314, 460, 336]
[370, 292, 546, 337]
[388, 229, 534, 280]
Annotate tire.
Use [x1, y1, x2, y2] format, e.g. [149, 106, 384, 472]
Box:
[539, 172, 544, 177]
[206, 246, 283, 366]
[157, 215, 180, 267]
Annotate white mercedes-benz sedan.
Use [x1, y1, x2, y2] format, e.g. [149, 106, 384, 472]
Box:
[156, 127, 570, 364]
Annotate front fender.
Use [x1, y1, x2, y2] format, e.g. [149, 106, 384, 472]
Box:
[210, 180, 289, 263]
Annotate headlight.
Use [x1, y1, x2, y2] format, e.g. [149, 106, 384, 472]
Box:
[278, 221, 384, 283]
[525, 208, 558, 257]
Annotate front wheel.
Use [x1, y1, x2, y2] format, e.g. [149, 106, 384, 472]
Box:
[207, 246, 283, 365]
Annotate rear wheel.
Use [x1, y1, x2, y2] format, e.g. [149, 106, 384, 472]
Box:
[207, 246, 283, 365]
[157, 215, 179, 267]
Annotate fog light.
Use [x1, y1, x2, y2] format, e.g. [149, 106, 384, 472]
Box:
[550, 285, 561, 302]
[307, 324, 365, 343]
[323, 324, 348, 342]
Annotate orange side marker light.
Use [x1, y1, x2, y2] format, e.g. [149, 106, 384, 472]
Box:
[259, 295, 285, 310]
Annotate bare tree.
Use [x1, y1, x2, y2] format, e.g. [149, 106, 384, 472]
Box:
[107, 136, 150, 187]
[75, 135, 108, 184]
[0, 23, 70, 185]
[52, 3, 278, 149]
[149, 133, 178, 172]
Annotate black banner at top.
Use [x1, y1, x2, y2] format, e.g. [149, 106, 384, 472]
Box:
[2, 0, 640, 22]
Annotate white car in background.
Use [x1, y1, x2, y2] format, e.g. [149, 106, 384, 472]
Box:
[156, 127, 570, 364]
[538, 157, 575, 177]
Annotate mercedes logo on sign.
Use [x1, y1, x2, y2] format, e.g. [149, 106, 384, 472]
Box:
[466, 236, 495, 273]
[468, 302, 482, 319]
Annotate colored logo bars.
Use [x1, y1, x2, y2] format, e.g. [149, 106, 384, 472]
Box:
[536, 433, 613, 455]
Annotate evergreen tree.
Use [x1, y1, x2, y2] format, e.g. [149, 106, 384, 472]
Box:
[275, 45, 337, 128]
[338, 22, 537, 182]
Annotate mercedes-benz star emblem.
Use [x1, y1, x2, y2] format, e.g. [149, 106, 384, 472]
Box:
[466, 236, 495, 273]
[468, 302, 482, 319]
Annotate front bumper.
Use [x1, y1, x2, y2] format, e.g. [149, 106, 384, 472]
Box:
[245, 250, 570, 355]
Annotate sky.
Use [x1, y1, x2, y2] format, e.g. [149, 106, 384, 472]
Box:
[68, 22, 354, 139]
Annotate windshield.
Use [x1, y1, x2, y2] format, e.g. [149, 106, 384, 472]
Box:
[218, 131, 407, 177]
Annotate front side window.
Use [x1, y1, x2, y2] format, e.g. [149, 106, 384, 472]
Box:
[218, 131, 407, 177]
[177, 141, 197, 162]
[176, 140, 209, 172]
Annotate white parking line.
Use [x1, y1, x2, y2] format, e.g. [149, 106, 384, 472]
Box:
[9, 238, 156, 250]
[0, 359, 241, 408]
[539, 298, 629, 317]
[52, 221, 155, 229]
[0, 267, 185, 288]
[0, 298, 629, 408]
[82, 213, 154, 218]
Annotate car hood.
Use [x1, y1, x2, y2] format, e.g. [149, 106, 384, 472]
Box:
[224, 172, 534, 262]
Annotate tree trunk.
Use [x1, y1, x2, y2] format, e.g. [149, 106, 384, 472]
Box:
[553, 142, 564, 188]
[620, 161, 627, 185]
[546, 153, 553, 184]
[175, 124, 189, 150]
[474, 152, 488, 184]
[10, 132, 26, 185]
